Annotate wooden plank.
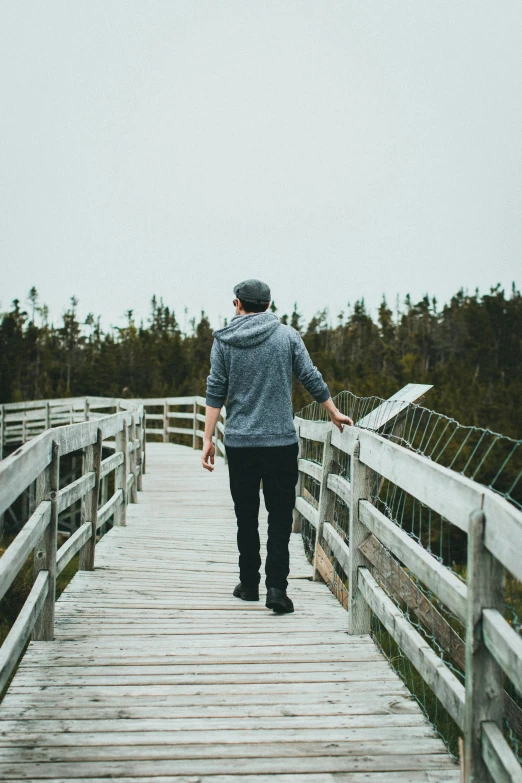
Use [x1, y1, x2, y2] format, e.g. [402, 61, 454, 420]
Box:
[96, 490, 124, 529]
[358, 428, 484, 533]
[0, 430, 53, 515]
[322, 522, 350, 576]
[348, 438, 372, 634]
[57, 471, 96, 514]
[313, 429, 335, 581]
[32, 442, 58, 641]
[327, 473, 351, 506]
[482, 721, 522, 783]
[0, 571, 49, 693]
[295, 418, 330, 443]
[464, 509, 505, 782]
[358, 568, 465, 728]
[359, 500, 467, 623]
[482, 608, 522, 696]
[56, 521, 92, 574]
[99, 451, 124, 480]
[483, 489, 522, 582]
[295, 496, 319, 529]
[355, 383, 433, 431]
[298, 458, 323, 483]
[0, 501, 51, 601]
[314, 542, 348, 609]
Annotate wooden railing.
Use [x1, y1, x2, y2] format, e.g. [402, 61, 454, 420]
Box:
[1, 392, 521, 781]
[294, 410, 522, 783]
[0, 398, 145, 693]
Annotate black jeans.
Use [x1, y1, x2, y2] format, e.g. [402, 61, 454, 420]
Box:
[225, 443, 299, 591]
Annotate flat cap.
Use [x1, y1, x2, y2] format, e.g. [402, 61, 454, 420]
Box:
[233, 279, 271, 304]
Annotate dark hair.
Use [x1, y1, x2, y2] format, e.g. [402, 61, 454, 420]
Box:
[240, 299, 270, 313]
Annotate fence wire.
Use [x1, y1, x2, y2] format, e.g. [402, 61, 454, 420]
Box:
[296, 390, 522, 761]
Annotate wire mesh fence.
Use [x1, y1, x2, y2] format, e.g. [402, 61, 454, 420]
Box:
[296, 389, 522, 761]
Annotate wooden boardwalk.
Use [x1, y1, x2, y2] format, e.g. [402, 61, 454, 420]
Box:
[0, 443, 459, 782]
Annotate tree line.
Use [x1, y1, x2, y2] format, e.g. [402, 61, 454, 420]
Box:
[1, 284, 521, 439]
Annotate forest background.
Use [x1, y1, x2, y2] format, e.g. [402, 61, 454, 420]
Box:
[1, 283, 521, 441]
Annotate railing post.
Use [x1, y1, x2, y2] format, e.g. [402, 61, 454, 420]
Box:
[79, 428, 102, 571]
[32, 441, 59, 641]
[292, 423, 303, 533]
[141, 411, 147, 476]
[312, 429, 337, 581]
[163, 401, 169, 444]
[347, 438, 372, 634]
[129, 416, 138, 503]
[463, 508, 505, 782]
[192, 402, 198, 449]
[84, 399, 90, 421]
[45, 401, 51, 430]
[114, 419, 128, 526]
[136, 413, 144, 490]
[0, 404, 5, 460]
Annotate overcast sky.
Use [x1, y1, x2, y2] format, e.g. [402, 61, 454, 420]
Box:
[2, 1, 521, 332]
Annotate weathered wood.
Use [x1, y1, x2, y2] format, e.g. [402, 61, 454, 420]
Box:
[32, 441, 59, 641]
[313, 430, 336, 581]
[359, 499, 467, 623]
[56, 522, 92, 574]
[314, 542, 349, 609]
[114, 424, 128, 526]
[99, 450, 124, 480]
[358, 568, 465, 728]
[294, 496, 319, 529]
[0, 571, 49, 694]
[129, 419, 138, 503]
[348, 439, 372, 634]
[0, 501, 51, 601]
[96, 490, 124, 529]
[359, 533, 467, 672]
[162, 401, 168, 444]
[298, 457, 323, 483]
[358, 429, 483, 534]
[464, 509, 505, 783]
[295, 418, 330, 443]
[483, 489, 522, 583]
[482, 721, 522, 783]
[192, 402, 197, 449]
[79, 428, 102, 571]
[482, 608, 522, 696]
[0, 430, 53, 516]
[355, 383, 433, 431]
[57, 471, 96, 515]
[327, 472, 351, 506]
[322, 522, 350, 576]
[292, 421, 304, 533]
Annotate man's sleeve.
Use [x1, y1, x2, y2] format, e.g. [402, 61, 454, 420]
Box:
[205, 339, 228, 407]
[291, 331, 330, 403]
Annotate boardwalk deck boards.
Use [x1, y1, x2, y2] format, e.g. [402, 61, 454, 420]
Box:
[0, 443, 460, 781]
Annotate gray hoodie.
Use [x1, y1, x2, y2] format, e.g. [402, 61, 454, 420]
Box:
[206, 312, 330, 447]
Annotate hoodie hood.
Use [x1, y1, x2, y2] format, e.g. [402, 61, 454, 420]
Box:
[213, 312, 281, 348]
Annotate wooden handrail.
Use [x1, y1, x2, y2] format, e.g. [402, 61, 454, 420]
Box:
[293, 389, 522, 783]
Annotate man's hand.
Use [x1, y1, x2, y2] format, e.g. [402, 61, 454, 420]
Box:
[329, 410, 354, 432]
[202, 439, 215, 472]
[320, 397, 354, 432]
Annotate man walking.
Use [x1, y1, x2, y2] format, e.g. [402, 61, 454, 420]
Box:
[202, 279, 352, 613]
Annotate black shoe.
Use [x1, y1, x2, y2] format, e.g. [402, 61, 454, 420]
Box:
[266, 587, 294, 614]
[233, 582, 259, 601]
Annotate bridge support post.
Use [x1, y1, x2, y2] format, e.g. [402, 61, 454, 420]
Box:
[347, 438, 372, 635]
[136, 413, 144, 490]
[79, 428, 102, 570]
[463, 509, 505, 782]
[129, 417, 138, 503]
[32, 441, 59, 641]
[292, 422, 303, 533]
[192, 402, 198, 449]
[163, 401, 169, 444]
[312, 429, 337, 581]
[114, 419, 128, 526]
